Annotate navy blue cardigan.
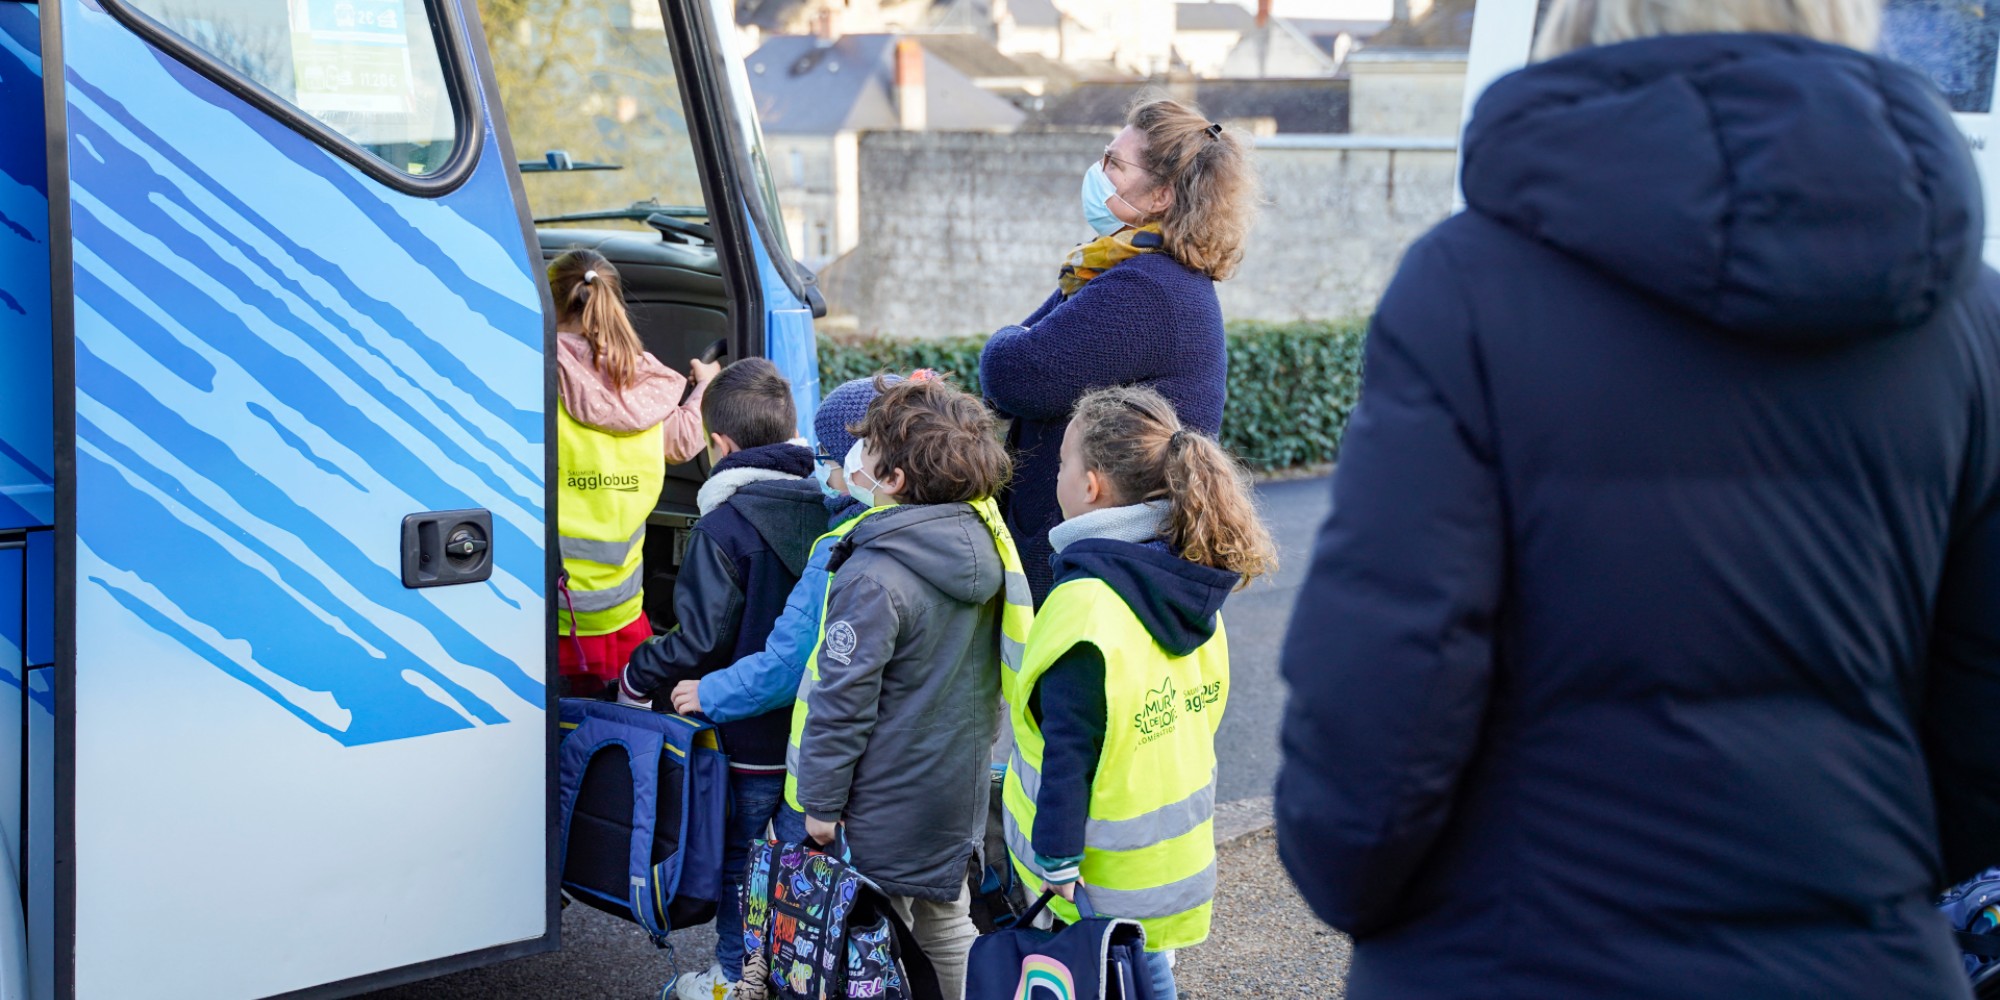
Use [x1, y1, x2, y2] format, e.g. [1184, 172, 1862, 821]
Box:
[980, 251, 1228, 603]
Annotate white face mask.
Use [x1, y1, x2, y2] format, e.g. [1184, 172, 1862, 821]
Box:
[843, 441, 885, 507]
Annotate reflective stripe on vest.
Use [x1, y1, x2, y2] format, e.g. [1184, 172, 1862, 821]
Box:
[784, 497, 1034, 813]
[1002, 574, 1227, 950]
[560, 524, 646, 566]
[1008, 747, 1218, 853]
[967, 498, 1034, 684]
[556, 404, 665, 636]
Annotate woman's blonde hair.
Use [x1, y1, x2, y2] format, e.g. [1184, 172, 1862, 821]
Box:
[1070, 386, 1276, 587]
[1128, 99, 1259, 282]
[1534, 0, 1880, 60]
[548, 249, 647, 390]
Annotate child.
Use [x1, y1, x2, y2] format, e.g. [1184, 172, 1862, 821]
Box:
[1002, 386, 1276, 1000]
[664, 374, 899, 726]
[791, 375, 1033, 1000]
[550, 249, 714, 698]
[614, 358, 828, 1000]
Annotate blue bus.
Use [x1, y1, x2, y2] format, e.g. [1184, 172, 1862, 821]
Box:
[0, 0, 818, 992]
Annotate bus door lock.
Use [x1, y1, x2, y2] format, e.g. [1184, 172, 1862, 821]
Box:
[401, 509, 494, 588]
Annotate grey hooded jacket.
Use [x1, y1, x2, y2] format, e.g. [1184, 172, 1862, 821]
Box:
[793, 502, 1005, 901]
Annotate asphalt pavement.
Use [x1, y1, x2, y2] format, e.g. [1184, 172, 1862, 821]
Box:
[362, 474, 1334, 1000]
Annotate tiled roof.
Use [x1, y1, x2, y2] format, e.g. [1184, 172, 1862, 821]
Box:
[1029, 76, 1350, 133]
[746, 34, 1029, 133]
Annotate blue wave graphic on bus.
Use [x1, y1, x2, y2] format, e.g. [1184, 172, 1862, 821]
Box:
[62, 10, 548, 745]
[0, 4, 56, 531]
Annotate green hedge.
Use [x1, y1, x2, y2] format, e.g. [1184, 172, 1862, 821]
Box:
[817, 319, 1368, 472]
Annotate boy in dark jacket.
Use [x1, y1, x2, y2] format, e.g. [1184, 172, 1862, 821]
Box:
[793, 376, 1033, 1000]
[616, 358, 826, 1000]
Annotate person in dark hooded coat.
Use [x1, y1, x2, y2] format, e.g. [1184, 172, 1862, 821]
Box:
[1275, 1, 2000, 997]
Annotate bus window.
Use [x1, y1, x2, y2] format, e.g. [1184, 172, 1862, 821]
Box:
[114, 0, 461, 176]
[478, 0, 707, 230]
[476, 0, 730, 630]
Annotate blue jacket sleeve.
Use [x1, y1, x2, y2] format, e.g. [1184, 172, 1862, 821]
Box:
[1274, 233, 1504, 937]
[979, 265, 1170, 422]
[1924, 309, 2000, 886]
[696, 537, 834, 724]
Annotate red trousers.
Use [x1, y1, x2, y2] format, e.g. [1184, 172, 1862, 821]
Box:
[557, 613, 652, 699]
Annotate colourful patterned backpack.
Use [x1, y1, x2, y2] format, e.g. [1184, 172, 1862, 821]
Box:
[738, 832, 942, 1000]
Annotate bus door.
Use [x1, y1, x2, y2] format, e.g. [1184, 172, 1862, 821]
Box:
[475, 0, 822, 631]
[39, 0, 556, 990]
[1463, 0, 2000, 257]
[2, 4, 56, 997]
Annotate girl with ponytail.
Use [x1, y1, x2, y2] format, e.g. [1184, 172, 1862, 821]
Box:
[549, 248, 716, 696]
[1000, 385, 1273, 1000]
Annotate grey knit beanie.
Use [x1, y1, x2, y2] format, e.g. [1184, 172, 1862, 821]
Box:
[815, 374, 901, 461]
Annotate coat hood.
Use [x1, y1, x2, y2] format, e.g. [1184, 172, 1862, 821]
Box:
[730, 478, 826, 578]
[1054, 538, 1237, 657]
[695, 443, 815, 517]
[702, 443, 820, 576]
[837, 503, 1003, 606]
[1462, 33, 1983, 344]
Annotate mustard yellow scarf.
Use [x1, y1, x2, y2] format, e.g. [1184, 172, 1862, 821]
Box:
[1058, 224, 1164, 298]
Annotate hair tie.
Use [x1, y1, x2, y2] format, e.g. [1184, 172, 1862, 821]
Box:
[1170, 428, 1191, 447]
[583, 269, 598, 285]
[909, 368, 938, 383]
[1204, 123, 1223, 140]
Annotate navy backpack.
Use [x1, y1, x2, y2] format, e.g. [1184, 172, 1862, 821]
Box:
[967, 888, 1156, 1000]
[557, 699, 729, 945]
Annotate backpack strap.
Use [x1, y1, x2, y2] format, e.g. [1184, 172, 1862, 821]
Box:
[882, 904, 946, 1000]
[1961, 931, 2000, 960]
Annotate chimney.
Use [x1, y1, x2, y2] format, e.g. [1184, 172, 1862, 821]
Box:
[894, 38, 926, 130]
[1256, 0, 1271, 28]
[812, 0, 837, 39]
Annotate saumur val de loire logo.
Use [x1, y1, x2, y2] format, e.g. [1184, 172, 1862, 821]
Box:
[567, 470, 643, 492]
[1133, 676, 1221, 745]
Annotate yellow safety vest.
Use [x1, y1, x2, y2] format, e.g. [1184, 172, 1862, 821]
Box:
[784, 497, 1033, 812]
[1002, 575, 1228, 951]
[555, 403, 665, 636]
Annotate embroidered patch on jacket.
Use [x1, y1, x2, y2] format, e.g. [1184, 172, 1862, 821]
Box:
[826, 621, 858, 664]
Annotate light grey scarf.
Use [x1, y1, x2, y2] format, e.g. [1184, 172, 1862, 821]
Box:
[1047, 500, 1171, 554]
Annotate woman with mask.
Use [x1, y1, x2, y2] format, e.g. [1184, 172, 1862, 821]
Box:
[979, 98, 1257, 604]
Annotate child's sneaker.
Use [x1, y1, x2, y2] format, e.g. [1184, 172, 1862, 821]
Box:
[672, 964, 735, 1000]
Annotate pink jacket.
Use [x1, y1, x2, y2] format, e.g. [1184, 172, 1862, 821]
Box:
[555, 332, 706, 464]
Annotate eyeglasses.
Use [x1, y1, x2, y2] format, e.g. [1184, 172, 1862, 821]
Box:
[1102, 146, 1161, 179]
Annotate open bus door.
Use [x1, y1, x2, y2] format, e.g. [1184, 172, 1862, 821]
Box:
[35, 0, 559, 991]
[1463, 0, 2000, 257]
[11, 0, 818, 990]
[483, 0, 824, 632]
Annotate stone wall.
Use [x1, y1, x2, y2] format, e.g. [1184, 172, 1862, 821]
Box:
[820, 130, 1457, 339]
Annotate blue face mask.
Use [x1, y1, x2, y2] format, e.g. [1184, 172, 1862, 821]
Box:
[1081, 161, 1126, 237]
[812, 462, 842, 500]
